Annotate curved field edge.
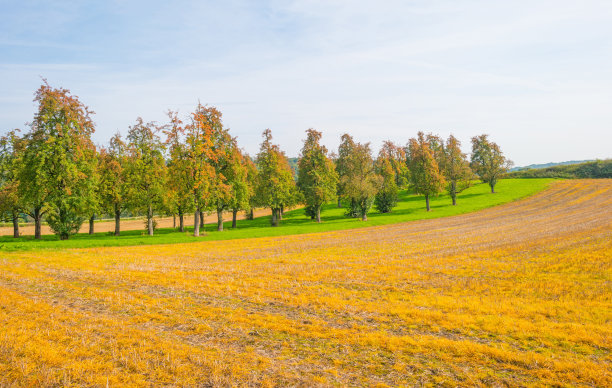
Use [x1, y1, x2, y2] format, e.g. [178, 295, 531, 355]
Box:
[0, 178, 554, 251]
[0, 179, 610, 386]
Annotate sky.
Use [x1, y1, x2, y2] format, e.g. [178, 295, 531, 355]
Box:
[1, 0, 611, 166]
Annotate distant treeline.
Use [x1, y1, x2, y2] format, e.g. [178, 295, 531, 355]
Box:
[506, 160, 612, 179]
[1, 82, 513, 240]
[510, 160, 593, 172]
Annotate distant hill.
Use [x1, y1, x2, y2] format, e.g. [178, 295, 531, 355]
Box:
[510, 160, 593, 172]
[287, 157, 299, 179]
[507, 159, 612, 179]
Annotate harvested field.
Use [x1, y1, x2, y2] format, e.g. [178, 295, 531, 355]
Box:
[0, 179, 610, 386]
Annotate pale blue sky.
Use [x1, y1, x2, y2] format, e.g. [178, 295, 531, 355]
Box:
[1, 0, 611, 165]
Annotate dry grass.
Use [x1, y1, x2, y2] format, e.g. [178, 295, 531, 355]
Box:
[0, 179, 610, 386]
[0, 208, 273, 237]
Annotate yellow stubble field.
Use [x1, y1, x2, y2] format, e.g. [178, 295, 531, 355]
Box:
[0, 180, 610, 386]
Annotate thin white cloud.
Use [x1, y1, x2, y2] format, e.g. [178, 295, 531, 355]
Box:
[1, 0, 611, 165]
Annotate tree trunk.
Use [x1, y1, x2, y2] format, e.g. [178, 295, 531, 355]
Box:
[337, 198, 342, 208]
[89, 214, 95, 235]
[271, 208, 278, 227]
[425, 195, 430, 211]
[114, 205, 121, 236]
[316, 205, 321, 223]
[59, 207, 69, 240]
[350, 198, 358, 218]
[217, 208, 223, 232]
[11, 210, 19, 238]
[491, 182, 496, 193]
[232, 209, 238, 229]
[247, 208, 254, 220]
[34, 207, 42, 240]
[200, 211, 205, 229]
[279, 205, 283, 220]
[147, 204, 154, 236]
[179, 212, 184, 232]
[359, 199, 368, 221]
[194, 207, 200, 237]
[451, 194, 457, 206]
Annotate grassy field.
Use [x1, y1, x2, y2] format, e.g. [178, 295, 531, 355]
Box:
[0, 178, 552, 251]
[0, 179, 610, 386]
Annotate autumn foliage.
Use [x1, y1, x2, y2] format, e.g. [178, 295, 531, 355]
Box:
[0, 82, 520, 238]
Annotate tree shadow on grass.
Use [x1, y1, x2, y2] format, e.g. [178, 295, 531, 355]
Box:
[455, 192, 488, 200]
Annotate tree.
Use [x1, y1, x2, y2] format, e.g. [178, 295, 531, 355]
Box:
[379, 140, 409, 188]
[244, 155, 258, 220]
[184, 104, 223, 236]
[426, 133, 445, 168]
[407, 132, 445, 211]
[297, 129, 338, 223]
[124, 118, 166, 236]
[206, 116, 234, 232]
[0, 130, 23, 238]
[99, 134, 127, 236]
[374, 156, 398, 213]
[164, 111, 193, 232]
[255, 129, 296, 226]
[183, 105, 231, 233]
[227, 148, 252, 229]
[335, 134, 356, 210]
[442, 135, 473, 205]
[17, 130, 49, 239]
[19, 81, 97, 240]
[470, 134, 513, 193]
[86, 149, 101, 235]
[278, 153, 300, 219]
[339, 139, 381, 221]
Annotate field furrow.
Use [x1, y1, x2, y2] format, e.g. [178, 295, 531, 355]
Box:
[0, 179, 611, 386]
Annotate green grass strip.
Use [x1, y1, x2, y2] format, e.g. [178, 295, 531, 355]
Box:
[0, 178, 554, 251]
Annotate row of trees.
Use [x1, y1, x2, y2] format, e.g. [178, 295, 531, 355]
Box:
[325, 131, 511, 220]
[0, 82, 512, 239]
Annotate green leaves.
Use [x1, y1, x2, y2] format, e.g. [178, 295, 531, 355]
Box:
[471, 134, 513, 193]
[0, 130, 22, 217]
[124, 118, 167, 235]
[407, 132, 446, 210]
[374, 157, 399, 213]
[297, 129, 338, 221]
[256, 129, 297, 225]
[99, 133, 126, 215]
[336, 135, 381, 220]
[18, 82, 97, 238]
[441, 135, 473, 204]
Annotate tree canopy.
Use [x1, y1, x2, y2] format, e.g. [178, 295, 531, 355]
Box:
[471, 134, 513, 193]
[19, 82, 98, 239]
[338, 136, 381, 221]
[0, 130, 23, 238]
[256, 129, 297, 226]
[297, 129, 338, 223]
[0, 82, 520, 239]
[442, 135, 473, 205]
[124, 118, 167, 236]
[407, 132, 446, 211]
[374, 154, 399, 213]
